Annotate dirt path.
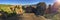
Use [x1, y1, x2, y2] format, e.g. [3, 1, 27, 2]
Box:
[0, 13, 52, 20]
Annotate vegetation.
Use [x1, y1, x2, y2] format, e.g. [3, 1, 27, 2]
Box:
[0, 4, 16, 17]
[52, 12, 60, 20]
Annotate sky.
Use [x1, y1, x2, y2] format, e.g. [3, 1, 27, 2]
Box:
[0, 0, 55, 5]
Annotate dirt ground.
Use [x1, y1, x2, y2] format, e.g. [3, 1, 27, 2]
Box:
[0, 13, 52, 20]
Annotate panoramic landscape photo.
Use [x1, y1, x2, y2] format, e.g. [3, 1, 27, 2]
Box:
[0, 0, 60, 20]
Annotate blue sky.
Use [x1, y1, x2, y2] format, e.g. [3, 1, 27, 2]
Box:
[0, 0, 55, 5]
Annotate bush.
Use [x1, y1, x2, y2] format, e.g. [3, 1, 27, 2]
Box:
[7, 11, 17, 17]
[52, 13, 60, 20]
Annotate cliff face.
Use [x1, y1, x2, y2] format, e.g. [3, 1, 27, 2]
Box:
[16, 5, 24, 15]
[53, 2, 60, 13]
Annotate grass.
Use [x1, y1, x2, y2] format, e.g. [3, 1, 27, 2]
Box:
[0, 4, 16, 17]
[0, 4, 13, 13]
[52, 12, 60, 20]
